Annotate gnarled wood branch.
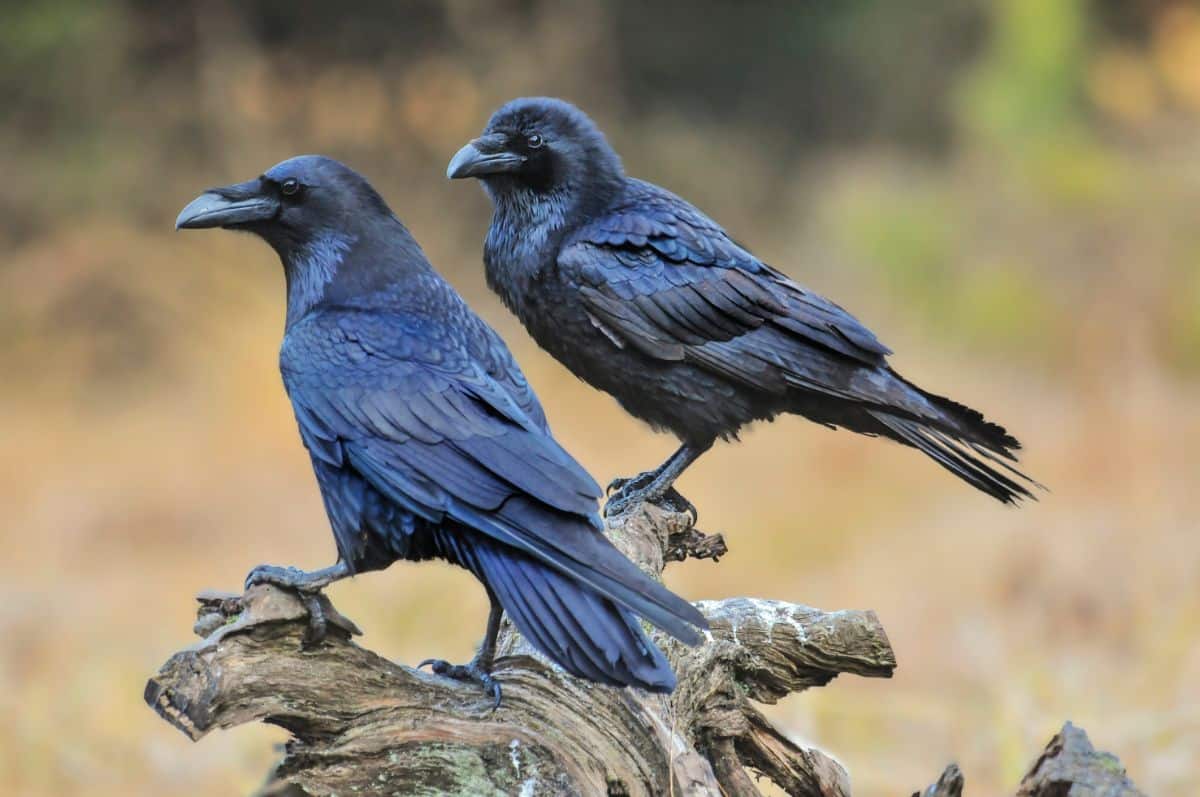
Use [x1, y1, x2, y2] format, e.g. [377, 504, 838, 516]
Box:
[146, 506, 894, 795]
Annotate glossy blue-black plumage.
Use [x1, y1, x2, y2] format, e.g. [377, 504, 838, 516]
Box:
[467, 99, 1037, 504]
[201, 155, 704, 691]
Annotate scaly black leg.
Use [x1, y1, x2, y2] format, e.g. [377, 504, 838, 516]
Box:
[604, 440, 713, 522]
[419, 592, 504, 709]
[244, 560, 353, 645]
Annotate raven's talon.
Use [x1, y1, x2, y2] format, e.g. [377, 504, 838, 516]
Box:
[604, 480, 699, 522]
[606, 471, 653, 497]
[419, 657, 502, 709]
[653, 487, 699, 525]
[604, 471, 659, 517]
[602, 492, 635, 518]
[300, 592, 328, 646]
[244, 564, 309, 591]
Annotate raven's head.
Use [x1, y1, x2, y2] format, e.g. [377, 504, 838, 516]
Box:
[448, 97, 623, 213]
[177, 155, 421, 323]
[176, 155, 397, 257]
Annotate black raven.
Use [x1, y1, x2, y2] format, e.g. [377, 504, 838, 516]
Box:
[449, 98, 1038, 518]
[175, 155, 705, 704]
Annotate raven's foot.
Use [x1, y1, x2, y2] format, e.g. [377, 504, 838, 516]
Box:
[605, 471, 655, 498]
[244, 563, 346, 646]
[604, 473, 698, 524]
[418, 655, 502, 709]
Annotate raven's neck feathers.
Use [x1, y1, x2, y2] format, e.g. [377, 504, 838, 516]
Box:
[281, 216, 433, 328]
[284, 230, 356, 327]
[483, 160, 624, 312]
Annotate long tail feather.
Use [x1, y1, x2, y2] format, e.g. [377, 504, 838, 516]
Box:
[440, 531, 677, 691]
[869, 409, 1040, 504]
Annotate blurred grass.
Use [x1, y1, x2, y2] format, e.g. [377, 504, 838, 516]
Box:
[2, 2, 1200, 795]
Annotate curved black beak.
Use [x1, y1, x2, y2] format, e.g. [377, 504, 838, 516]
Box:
[446, 134, 525, 179]
[176, 180, 279, 230]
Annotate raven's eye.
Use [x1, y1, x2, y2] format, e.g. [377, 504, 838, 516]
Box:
[526, 134, 544, 149]
[280, 178, 301, 197]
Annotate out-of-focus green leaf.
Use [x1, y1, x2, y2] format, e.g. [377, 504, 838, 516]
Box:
[956, 0, 1089, 147]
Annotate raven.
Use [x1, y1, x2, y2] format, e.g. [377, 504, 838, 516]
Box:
[449, 98, 1038, 518]
[175, 155, 705, 704]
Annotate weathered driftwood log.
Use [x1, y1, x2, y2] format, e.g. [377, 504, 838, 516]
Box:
[916, 722, 1146, 797]
[146, 506, 895, 796]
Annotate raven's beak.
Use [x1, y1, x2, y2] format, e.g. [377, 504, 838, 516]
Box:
[176, 181, 279, 230]
[446, 134, 524, 179]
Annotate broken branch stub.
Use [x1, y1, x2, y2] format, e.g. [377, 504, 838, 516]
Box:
[915, 723, 1148, 797]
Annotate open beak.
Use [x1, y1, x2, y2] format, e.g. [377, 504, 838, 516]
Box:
[176, 181, 279, 230]
[446, 134, 525, 179]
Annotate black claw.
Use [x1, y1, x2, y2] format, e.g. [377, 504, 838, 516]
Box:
[654, 487, 699, 525]
[604, 472, 647, 517]
[419, 657, 502, 709]
[606, 472, 648, 496]
[604, 483, 699, 523]
[300, 593, 328, 646]
[606, 470, 656, 498]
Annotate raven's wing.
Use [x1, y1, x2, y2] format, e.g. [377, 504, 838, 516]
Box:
[461, 311, 550, 433]
[282, 309, 705, 642]
[561, 180, 892, 396]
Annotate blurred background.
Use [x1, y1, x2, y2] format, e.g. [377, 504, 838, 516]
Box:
[3, 0, 1199, 794]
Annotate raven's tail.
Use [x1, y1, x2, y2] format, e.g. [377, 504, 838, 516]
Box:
[441, 532, 678, 691]
[868, 385, 1041, 505]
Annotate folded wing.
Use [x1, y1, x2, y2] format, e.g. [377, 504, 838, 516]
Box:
[282, 310, 707, 645]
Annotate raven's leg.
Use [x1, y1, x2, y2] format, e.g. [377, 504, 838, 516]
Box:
[244, 560, 353, 645]
[418, 591, 504, 709]
[604, 440, 713, 521]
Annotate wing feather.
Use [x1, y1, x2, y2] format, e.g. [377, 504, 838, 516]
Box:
[562, 180, 891, 390]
